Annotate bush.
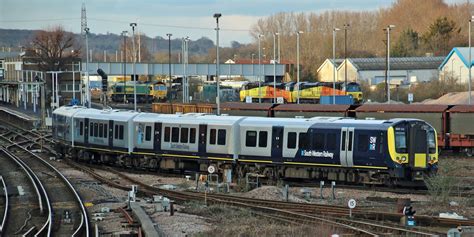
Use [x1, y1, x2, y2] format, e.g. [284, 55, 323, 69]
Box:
[424, 159, 460, 204]
[361, 76, 468, 103]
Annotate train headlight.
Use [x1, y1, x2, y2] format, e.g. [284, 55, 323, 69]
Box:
[401, 156, 407, 162]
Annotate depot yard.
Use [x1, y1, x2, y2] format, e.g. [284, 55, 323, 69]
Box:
[49, 155, 473, 236]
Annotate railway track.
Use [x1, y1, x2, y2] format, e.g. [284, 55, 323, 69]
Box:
[67, 160, 448, 236]
[0, 147, 50, 236]
[0, 130, 89, 236]
[1, 120, 470, 235]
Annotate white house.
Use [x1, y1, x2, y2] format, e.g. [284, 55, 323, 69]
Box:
[318, 57, 444, 85]
[439, 47, 474, 83]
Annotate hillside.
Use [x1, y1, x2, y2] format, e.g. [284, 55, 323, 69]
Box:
[0, 28, 215, 56]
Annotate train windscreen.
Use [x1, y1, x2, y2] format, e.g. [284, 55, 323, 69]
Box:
[346, 83, 361, 92]
[395, 127, 407, 153]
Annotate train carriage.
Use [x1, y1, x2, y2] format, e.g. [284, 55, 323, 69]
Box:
[69, 109, 138, 153]
[53, 106, 438, 185]
[133, 113, 244, 161]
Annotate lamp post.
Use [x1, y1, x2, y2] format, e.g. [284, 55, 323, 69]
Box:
[214, 13, 222, 115]
[273, 32, 279, 103]
[130, 22, 137, 111]
[296, 31, 303, 104]
[166, 33, 172, 106]
[469, 16, 473, 105]
[258, 34, 263, 103]
[251, 53, 255, 64]
[343, 24, 350, 95]
[182, 37, 185, 102]
[385, 25, 395, 104]
[182, 36, 190, 103]
[121, 30, 128, 104]
[85, 27, 90, 107]
[333, 27, 340, 105]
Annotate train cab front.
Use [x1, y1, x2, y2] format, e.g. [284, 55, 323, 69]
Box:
[388, 119, 438, 183]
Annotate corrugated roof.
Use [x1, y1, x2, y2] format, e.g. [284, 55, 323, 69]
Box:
[356, 104, 448, 112]
[273, 104, 350, 112]
[449, 105, 474, 113]
[346, 57, 445, 71]
[0, 51, 21, 59]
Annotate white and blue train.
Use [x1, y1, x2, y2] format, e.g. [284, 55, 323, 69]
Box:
[53, 106, 438, 185]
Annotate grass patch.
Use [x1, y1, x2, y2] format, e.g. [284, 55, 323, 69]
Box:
[182, 201, 338, 236]
[425, 159, 461, 205]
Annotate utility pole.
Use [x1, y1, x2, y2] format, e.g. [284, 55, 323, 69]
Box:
[122, 31, 128, 103]
[41, 73, 46, 128]
[214, 13, 222, 115]
[344, 24, 350, 95]
[166, 33, 173, 113]
[130, 22, 137, 111]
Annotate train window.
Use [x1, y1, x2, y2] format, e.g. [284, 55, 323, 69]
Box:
[299, 133, 308, 149]
[395, 131, 407, 153]
[313, 133, 325, 150]
[259, 131, 268, 147]
[218, 129, 226, 145]
[79, 122, 83, 136]
[145, 126, 152, 141]
[172, 127, 179, 143]
[181, 128, 189, 143]
[190, 128, 196, 143]
[90, 122, 94, 136]
[114, 125, 119, 139]
[104, 124, 108, 138]
[210, 129, 217, 145]
[348, 131, 353, 151]
[428, 130, 436, 153]
[99, 124, 103, 137]
[164, 127, 170, 142]
[358, 134, 369, 152]
[341, 131, 346, 150]
[287, 132, 297, 149]
[119, 125, 124, 140]
[94, 123, 98, 137]
[246, 131, 257, 147]
[327, 133, 337, 150]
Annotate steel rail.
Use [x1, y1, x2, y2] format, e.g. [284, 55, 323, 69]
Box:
[0, 176, 8, 235]
[6, 139, 90, 236]
[12, 152, 52, 237]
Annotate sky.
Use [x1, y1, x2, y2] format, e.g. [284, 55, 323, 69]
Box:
[0, 0, 468, 46]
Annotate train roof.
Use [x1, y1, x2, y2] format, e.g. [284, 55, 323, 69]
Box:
[134, 112, 245, 126]
[53, 106, 87, 117]
[73, 108, 140, 121]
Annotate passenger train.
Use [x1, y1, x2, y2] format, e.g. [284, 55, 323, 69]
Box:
[53, 106, 438, 186]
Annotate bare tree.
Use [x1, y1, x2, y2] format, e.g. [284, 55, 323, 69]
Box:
[30, 26, 80, 71]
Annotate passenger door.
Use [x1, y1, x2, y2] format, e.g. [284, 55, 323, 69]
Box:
[154, 122, 162, 152]
[84, 118, 89, 145]
[198, 124, 207, 154]
[271, 126, 284, 159]
[340, 127, 354, 167]
[108, 120, 114, 149]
